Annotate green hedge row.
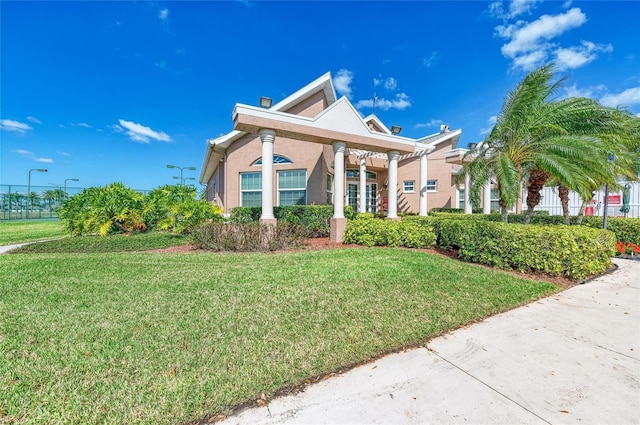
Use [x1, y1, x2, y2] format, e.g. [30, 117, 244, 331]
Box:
[343, 214, 436, 248]
[429, 218, 615, 280]
[230, 205, 356, 237]
[422, 212, 640, 244]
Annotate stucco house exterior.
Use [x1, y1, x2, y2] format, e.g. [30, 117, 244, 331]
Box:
[199, 72, 483, 233]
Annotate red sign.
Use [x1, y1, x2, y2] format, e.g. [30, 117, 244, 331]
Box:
[585, 206, 594, 216]
[604, 195, 621, 205]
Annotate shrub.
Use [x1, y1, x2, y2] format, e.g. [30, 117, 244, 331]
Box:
[145, 185, 223, 234]
[430, 218, 615, 280]
[581, 217, 640, 245]
[191, 221, 306, 252]
[343, 214, 436, 248]
[229, 205, 355, 237]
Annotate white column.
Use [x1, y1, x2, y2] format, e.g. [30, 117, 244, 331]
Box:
[419, 151, 428, 216]
[387, 150, 399, 219]
[483, 180, 492, 214]
[333, 142, 346, 219]
[359, 157, 367, 213]
[464, 171, 472, 214]
[259, 129, 275, 220]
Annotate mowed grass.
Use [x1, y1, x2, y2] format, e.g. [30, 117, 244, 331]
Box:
[1, 248, 558, 424]
[0, 220, 65, 245]
[11, 231, 191, 253]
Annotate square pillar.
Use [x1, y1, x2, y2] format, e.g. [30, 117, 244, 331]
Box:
[259, 129, 276, 222]
[387, 150, 399, 219]
[359, 157, 367, 213]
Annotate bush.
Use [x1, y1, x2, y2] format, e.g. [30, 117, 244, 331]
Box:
[430, 218, 615, 280]
[229, 205, 355, 237]
[581, 217, 640, 245]
[191, 221, 306, 252]
[343, 214, 436, 248]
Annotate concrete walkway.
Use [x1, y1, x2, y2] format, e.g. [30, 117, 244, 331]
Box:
[227, 258, 640, 424]
[0, 242, 33, 254]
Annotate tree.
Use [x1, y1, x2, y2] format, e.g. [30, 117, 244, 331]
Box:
[464, 64, 638, 223]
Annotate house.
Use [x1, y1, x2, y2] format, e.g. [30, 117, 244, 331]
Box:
[199, 72, 489, 241]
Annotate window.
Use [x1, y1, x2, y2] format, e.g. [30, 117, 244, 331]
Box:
[403, 180, 415, 193]
[252, 155, 292, 166]
[327, 174, 334, 204]
[278, 169, 307, 206]
[346, 170, 377, 179]
[458, 188, 465, 210]
[426, 179, 437, 191]
[240, 172, 262, 207]
[491, 188, 500, 211]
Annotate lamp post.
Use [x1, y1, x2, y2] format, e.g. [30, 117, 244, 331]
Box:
[166, 164, 196, 186]
[27, 168, 48, 218]
[64, 178, 79, 197]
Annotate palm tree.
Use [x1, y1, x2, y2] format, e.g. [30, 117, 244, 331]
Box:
[465, 64, 638, 223]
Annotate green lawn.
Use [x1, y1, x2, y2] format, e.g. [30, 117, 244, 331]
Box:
[0, 220, 66, 245]
[0, 247, 558, 424]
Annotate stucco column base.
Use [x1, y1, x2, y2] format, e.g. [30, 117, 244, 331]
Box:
[330, 217, 347, 243]
[259, 218, 277, 249]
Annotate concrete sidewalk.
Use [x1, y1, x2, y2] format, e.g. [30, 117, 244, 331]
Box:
[0, 242, 32, 254]
[227, 258, 640, 424]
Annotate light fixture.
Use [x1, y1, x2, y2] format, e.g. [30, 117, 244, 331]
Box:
[390, 125, 402, 135]
[259, 96, 272, 109]
[27, 168, 48, 219]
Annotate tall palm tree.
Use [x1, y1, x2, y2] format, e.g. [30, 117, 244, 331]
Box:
[465, 64, 637, 223]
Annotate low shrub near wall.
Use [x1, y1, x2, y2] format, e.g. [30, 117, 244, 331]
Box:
[343, 214, 436, 248]
[581, 217, 640, 245]
[431, 218, 615, 280]
[230, 205, 355, 237]
[191, 221, 306, 252]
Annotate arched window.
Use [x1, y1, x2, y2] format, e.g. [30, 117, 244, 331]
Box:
[252, 155, 293, 166]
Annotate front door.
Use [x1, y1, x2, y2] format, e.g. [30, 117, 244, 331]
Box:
[348, 183, 378, 213]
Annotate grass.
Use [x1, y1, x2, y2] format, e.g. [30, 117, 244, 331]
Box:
[0, 247, 558, 424]
[0, 220, 66, 245]
[11, 231, 191, 253]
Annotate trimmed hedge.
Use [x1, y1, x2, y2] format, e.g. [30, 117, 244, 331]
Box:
[229, 205, 355, 237]
[343, 214, 436, 248]
[581, 217, 640, 245]
[430, 218, 615, 280]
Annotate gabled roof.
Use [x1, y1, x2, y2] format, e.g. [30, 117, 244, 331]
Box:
[200, 72, 338, 183]
[362, 115, 392, 135]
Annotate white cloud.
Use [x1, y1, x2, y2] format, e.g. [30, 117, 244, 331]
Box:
[117, 119, 172, 143]
[600, 87, 640, 108]
[333, 69, 354, 99]
[555, 41, 613, 70]
[159, 8, 169, 22]
[562, 0, 573, 8]
[13, 149, 53, 163]
[489, 0, 542, 19]
[480, 116, 498, 135]
[75, 122, 93, 128]
[58, 151, 71, 157]
[355, 93, 411, 111]
[1, 119, 34, 134]
[26, 116, 42, 124]
[415, 119, 444, 129]
[422, 51, 438, 68]
[384, 77, 397, 91]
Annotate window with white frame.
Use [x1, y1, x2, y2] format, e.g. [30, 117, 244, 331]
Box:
[346, 170, 377, 179]
[403, 180, 415, 193]
[278, 169, 307, 206]
[240, 172, 262, 207]
[426, 179, 437, 191]
[327, 174, 334, 204]
[252, 155, 293, 166]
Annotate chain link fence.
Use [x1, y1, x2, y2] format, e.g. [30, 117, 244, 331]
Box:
[0, 185, 149, 221]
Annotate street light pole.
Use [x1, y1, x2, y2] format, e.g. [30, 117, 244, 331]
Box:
[27, 168, 48, 218]
[166, 164, 196, 186]
[64, 178, 80, 197]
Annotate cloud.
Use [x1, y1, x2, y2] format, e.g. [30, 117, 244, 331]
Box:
[554, 41, 613, 70]
[560, 83, 606, 99]
[415, 119, 444, 129]
[13, 149, 53, 163]
[496, 7, 588, 71]
[600, 87, 640, 108]
[159, 8, 169, 22]
[355, 93, 411, 111]
[57, 151, 71, 156]
[373, 76, 397, 91]
[26, 116, 42, 124]
[117, 119, 172, 143]
[75, 122, 93, 128]
[333, 69, 354, 99]
[422, 51, 438, 68]
[489, 0, 542, 19]
[480, 116, 498, 135]
[1, 119, 33, 134]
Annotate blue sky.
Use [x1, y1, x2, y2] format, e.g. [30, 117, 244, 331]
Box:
[2, 0, 639, 191]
